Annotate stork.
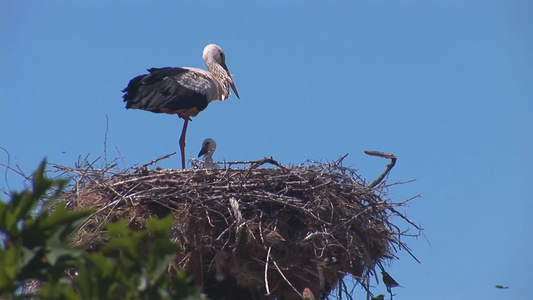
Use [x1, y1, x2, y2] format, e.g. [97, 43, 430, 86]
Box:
[122, 44, 239, 169]
[198, 138, 220, 169]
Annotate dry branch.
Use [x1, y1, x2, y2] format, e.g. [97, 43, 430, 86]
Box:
[364, 151, 397, 188]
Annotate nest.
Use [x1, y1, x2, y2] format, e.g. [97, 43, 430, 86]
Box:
[56, 153, 420, 300]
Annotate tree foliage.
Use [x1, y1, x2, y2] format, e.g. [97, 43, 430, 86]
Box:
[0, 160, 205, 300]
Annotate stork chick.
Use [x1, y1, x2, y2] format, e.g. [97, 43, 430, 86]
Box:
[198, 138, 220, 169]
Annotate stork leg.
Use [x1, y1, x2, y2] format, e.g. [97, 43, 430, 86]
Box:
[178, 118, 189, 169]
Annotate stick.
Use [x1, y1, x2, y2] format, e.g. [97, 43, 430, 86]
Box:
[364, 151, 397, 188]
[247, 157, 286, 170]
[264, 246, 272, 295]
[271, 258, 304, 299]
[136, 152, 177, 170]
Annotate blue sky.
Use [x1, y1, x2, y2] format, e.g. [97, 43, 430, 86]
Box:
[1, 1, 532, 299]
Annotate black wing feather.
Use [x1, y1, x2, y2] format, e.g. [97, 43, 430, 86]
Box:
[122, 67, 209, 113]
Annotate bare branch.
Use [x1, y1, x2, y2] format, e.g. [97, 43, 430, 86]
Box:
[364, 151, 397, 188]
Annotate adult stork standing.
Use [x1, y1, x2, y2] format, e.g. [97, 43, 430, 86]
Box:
[122, 44, 239, 169]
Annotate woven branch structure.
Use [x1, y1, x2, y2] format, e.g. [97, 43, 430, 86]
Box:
[57, 156, 420, 300]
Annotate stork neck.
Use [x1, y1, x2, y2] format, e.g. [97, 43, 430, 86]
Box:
[206, 62, 231, 101]
[203, 152, 215, 168]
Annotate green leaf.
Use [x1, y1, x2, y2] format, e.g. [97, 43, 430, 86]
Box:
[39, 203, 92, 238]
[0, 246, 19, 291]
[104, 220, 147, 262]
[146, 214, 173, 235]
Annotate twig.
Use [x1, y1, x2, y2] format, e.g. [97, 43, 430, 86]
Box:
[271, 257, 304, 299]
[104, 115, 109, 162]
[334, 153, 349, 165]
[135, 152, 177, 170]
[248, 157, 286, 170]
[389, 235, 421, 264]
[0, 146, 14, 195]
[264, 246, 272, 295]
[364, 151, 397, 188]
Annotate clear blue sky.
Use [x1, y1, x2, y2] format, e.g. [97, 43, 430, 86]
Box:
[1, 1, 532, 299]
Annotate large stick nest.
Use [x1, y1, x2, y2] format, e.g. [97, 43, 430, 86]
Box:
[56, 154, 420, 300]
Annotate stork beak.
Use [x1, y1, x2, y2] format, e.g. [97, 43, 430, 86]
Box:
[230, 81, 240, 99]
[223, 63, 240, 99]
[198, 146, 208, 158]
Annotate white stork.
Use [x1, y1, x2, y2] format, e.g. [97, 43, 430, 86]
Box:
[198, 138, 220, 169]
[122, 44, 239, 169]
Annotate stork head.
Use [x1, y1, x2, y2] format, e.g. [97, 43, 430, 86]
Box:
[198, 138, 217, 158]
[202, 44, 225, 64]
[203, 44, 239, 100]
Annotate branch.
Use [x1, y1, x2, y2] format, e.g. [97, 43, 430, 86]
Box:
[135, 152, 177, 170]
[364, 151, 397, 188]
[247, 157, 286, 170]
